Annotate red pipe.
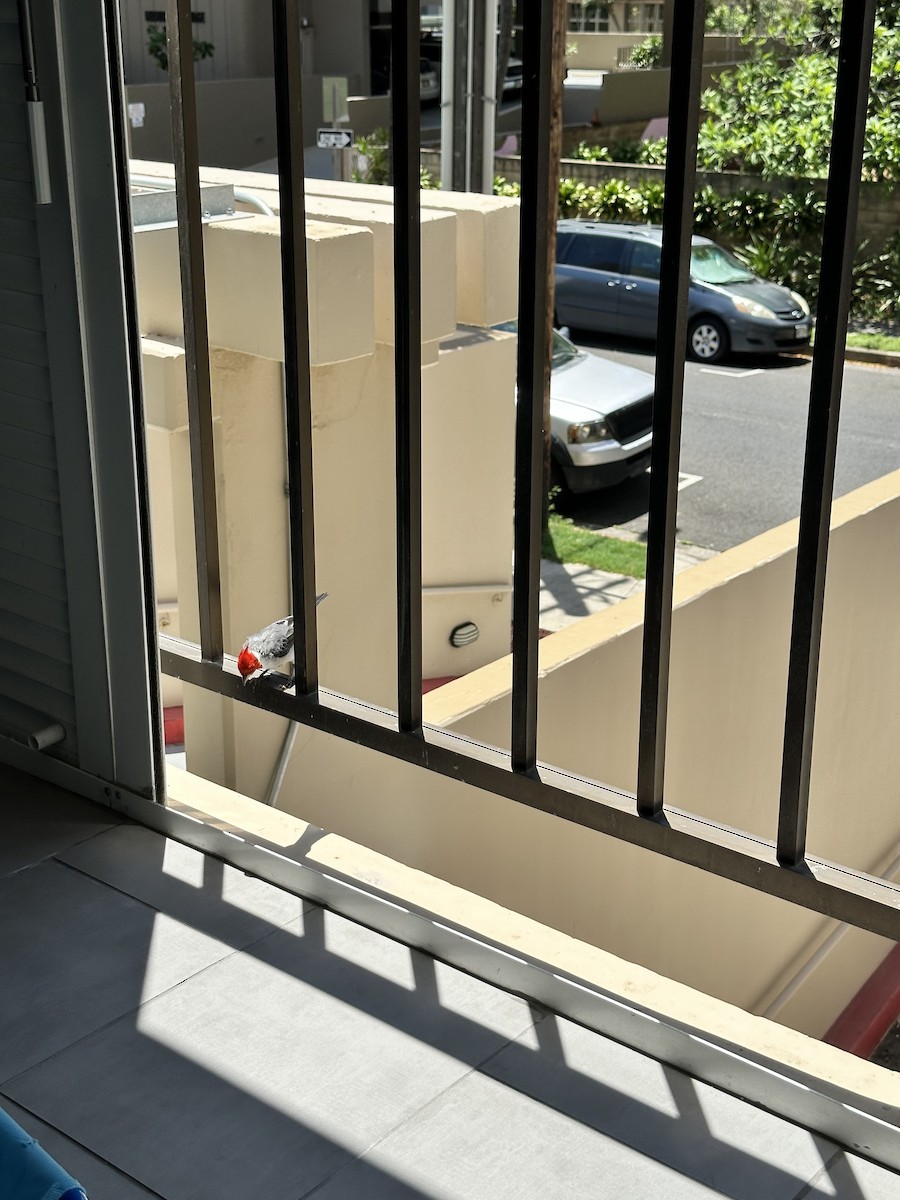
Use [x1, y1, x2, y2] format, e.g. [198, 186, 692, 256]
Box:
[823, 942, 900, 1059]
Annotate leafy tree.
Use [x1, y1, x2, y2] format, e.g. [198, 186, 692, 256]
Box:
[698, 2, 900, 182]
[624, 34, 662, 69]
[147, 23, 214, 72]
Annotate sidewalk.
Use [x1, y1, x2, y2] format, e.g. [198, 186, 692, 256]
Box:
[539, 538, 718, 632]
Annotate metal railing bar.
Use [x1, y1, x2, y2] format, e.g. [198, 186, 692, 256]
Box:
[159, 636, 900, 940]
[272, 0, 319, 696]
[164, 0, 223, 663]
[468, 0, 486, 191]
[450, 0, 468, 191]
[777, 1, 877, 868]
[510, 0, 553, 774]
[636, 0, 706, 819]
[391, 0, 424, 734]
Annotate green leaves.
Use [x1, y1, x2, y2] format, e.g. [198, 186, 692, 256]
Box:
[146, 23, 214, 72]
[624, 35, 662, 70]
[696, 7, 900, 185]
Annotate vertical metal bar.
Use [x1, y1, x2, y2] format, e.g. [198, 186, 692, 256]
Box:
[510, 0, 553, 775]
[778, 1, 876, 867]
[451, 0, 469, 192]
[636, 0, 705, 818]
[391, 0, 423, 733]
[165, 0, 223, 663]
[15, 0, 39, 99]
[102, 0, 167, 802]
[273, 0, 319, 697]
[468, 0, 485, 192]
[480, 0, 499, 194]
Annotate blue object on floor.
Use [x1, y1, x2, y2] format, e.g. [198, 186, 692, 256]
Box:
[0, 1106, 87, 1200]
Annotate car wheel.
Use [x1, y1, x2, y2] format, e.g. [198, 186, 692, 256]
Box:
[688, 315, 729, 364]
[549, 460, 570, 505]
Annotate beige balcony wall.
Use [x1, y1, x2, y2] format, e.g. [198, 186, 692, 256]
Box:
[421, 328, 515, 678]
[149, 337, 399, 794]
[137, 177, 517, 796]
[134, 162, 897, 1036]
[262, 474, 900, 1038]
[298, 198, 456, 354]
[304, 178, 521, 329]
[134, 215, 376, 365]
[129, 162, 521, 330]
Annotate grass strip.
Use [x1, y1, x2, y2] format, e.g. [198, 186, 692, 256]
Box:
[845, 332, 900, 352]
[542, 513, 647, 579]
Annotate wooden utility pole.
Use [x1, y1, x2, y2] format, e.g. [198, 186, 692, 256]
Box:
[496, 0, 515, 105]
[661, 0, 675, 68]
[543, 0, 566, 522]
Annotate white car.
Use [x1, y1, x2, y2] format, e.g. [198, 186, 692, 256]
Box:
[494, 322, 654, 493]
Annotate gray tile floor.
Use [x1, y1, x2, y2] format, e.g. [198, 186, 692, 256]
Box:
[1, 764, 897, 1199]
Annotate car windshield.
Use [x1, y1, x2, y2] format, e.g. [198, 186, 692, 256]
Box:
[551, 329, 581, 368]
[690, 243, 756, 285]
[492, 320, 581, 369]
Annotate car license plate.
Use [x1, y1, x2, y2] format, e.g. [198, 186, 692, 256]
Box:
[795, 323, 809, 339]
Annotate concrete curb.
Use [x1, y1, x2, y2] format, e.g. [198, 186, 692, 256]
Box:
[795, 346, 900, 368]
[844, 346, 900, 368]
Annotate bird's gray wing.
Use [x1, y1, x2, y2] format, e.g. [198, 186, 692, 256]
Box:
[254, 615, 294, 659]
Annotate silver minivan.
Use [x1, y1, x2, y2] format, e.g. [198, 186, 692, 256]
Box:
[555, 220, 812, 363]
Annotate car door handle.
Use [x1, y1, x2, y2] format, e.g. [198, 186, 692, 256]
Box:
[623, 283, 637, 291]
[606, 280, 619, 287]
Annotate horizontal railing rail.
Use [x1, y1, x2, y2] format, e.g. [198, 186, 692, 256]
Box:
[159, 633, 900, 942]
[152, 0, 898, 945]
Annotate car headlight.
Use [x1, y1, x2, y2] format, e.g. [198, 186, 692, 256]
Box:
[789, 290, 810, 316]
[567, 419, 609, 444]
[731, 296, 778, 321]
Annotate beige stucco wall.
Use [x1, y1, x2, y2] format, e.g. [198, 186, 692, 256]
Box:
[565, 33, 646, 72]
[565, 63, 729, 127]
[135, 160, 897, 1036]
[565, 33, 761, 73]
[126, 79, 285, 171]
[136, 168, 518, 781]
[238, 474, 900, 1039]
[130, 161, 522, 330]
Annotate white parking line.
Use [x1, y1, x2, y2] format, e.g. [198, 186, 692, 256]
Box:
[699, 367, 764, 378]
[646, 468, 703, 491]
[678, 472, 703, 491]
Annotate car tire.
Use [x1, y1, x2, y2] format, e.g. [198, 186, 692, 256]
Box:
[549, 459, 570, 505]
[688, 315, 729, 364]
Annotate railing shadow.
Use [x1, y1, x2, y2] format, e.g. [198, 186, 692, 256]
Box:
[0, 787, 886, 1198]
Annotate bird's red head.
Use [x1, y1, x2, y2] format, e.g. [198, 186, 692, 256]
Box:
[237, 646, 262, 682]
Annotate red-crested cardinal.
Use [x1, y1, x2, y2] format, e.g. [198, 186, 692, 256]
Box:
[237, 593, 328, 686]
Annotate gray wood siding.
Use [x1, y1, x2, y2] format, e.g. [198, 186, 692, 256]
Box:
[0, 5, 77, 760]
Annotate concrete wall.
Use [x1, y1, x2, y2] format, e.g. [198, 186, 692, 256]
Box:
[125, 73, 343, 170]
[134, 162, 898, 1039]
[126, 79, 284, 171]
[481, 153, 900, 254]
[566, 33, 760, 72]
[243, 474, 900, 1040]
[564, 64, 728, 128]
[134, 164, 520, 792]
[565, 33, 646, 72]
[119, 0, 274, 85]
